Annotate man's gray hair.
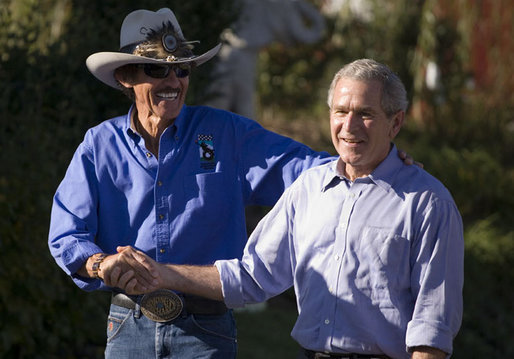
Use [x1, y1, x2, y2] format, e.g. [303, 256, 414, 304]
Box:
[327, 59, 408, 116]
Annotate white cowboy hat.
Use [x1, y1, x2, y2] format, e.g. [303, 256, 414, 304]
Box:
[86, 8, 221, 89]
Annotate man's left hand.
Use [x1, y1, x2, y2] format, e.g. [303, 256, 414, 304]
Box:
[398, 149, 423, 168]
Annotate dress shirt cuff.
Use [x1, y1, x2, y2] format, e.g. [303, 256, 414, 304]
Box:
[214, 259, 245, 308]
[60, 241, 105, 291]
[406, 319, 453, 357]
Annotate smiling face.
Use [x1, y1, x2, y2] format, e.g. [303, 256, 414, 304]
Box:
[132, 65, 189, 122]
[116, 64, 189, 124]
[330, 78, 404, 180]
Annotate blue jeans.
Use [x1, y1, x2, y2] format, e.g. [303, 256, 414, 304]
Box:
[105, 303, 237, 359]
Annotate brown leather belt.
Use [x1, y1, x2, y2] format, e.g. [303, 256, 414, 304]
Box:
[304, 349, 390, 359]
[112, 291, 228, 318]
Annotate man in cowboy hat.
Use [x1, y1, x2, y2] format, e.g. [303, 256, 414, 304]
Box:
[48, 8, 417, 359]
[48, 8, 333, 358]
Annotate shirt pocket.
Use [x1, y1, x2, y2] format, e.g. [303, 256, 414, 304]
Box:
[183, 172, 230, 225]
[184, 171, 225, 194]
[357, 226, 410, 306]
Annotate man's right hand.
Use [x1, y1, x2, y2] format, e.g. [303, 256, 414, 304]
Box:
[79, 246, 159, 294]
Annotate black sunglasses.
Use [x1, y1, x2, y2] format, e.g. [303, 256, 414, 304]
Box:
[137, 63, 191, 79]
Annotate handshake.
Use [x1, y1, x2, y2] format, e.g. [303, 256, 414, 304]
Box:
[81, 246, 223, 300]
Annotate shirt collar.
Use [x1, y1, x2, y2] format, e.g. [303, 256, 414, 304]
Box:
[124, 105, 142, 146]
[321, 160, 347, 192]
[368, 144, 402, 192]
[125, 104, 136, 134]
[172, 104, 188, 137]
[321, 143, 402, 193]
[124, 104, 188, 138]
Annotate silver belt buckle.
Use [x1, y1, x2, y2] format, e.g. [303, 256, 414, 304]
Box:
[140, 289, 184, 322]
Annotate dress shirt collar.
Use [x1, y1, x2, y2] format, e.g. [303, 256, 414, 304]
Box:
[125, 104, 136, 134]
[321, 160, 347, 192]
[368, 143, 403, 193]
[322, 143, 402, 193]
[124, 104, 187, 140]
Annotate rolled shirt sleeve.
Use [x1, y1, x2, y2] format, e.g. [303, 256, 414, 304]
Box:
[406, 198, 464, 355]
[48, 136, 105, 291]
[215, 259, 245, 308]
[215, 185, 298, 309]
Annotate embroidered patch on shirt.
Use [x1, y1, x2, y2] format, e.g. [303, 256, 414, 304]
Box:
[197, 134, 216, 170]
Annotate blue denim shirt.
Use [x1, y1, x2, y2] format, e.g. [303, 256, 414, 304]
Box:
[216, 145, 464, 358]
[48, 105, 333, 291]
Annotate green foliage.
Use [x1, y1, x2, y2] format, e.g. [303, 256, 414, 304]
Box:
[455, 218, 514, 357]
[235, 297, 299, 358]
[396, 98, 514, 227]
[257, 0, 423, 116]
[423, 145, 513, 222]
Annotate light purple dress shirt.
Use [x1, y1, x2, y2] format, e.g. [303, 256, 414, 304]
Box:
[216, 145, 464, 358]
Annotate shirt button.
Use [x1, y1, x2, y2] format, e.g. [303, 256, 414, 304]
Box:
[159, 214, 164, 220]
[335, 255, 340, 261]
[175, 136, 179, 141]
[157, 181, 163, 186]
[324, 319, 330, 325]
[160, 248, 166, 254]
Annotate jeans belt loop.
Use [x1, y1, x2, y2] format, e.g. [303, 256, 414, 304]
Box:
[133, 298, 142, 319]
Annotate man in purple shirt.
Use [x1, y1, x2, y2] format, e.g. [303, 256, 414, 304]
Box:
[131, 59, 464, 359]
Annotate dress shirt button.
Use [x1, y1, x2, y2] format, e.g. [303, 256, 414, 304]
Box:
[157, 181, 163, 187]
[159, 248, 166, 254]
[335, 254, 340, 261]
[324, 319, 330, 325]
[158, 214, 164, 220]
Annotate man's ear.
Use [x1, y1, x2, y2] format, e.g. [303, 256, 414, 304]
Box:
[114, 69, 133, 89]
[389, 111, 405, 139]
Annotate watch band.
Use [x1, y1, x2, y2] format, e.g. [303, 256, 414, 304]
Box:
[91, 253, 108, 279]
